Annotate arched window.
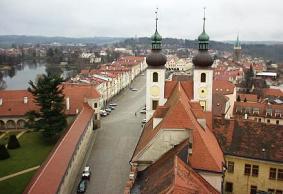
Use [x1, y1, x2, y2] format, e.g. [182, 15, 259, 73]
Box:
[201, 73, 206, 83]
[153, 72, 158, 82]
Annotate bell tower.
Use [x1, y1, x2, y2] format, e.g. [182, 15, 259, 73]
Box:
[192, 8, 214, 112]
[145, 9, 167, 121]
[233, 34, 241, 62]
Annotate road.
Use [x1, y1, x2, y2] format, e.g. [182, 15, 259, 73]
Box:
[72, 74, 146, 194]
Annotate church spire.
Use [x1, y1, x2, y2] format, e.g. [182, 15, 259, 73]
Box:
[151, 8, 162, 50]
[192, 8, 214, 68]
[198, 7, 209, 50]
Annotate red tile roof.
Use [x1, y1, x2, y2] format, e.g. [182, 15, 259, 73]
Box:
[0, 84, 100, 117]
[132, 81, 224, 173]
[130, 140, 219, 194]
[238, 93, 258, 102]
[24, 105, 94, 194]
[213, 80, 235, 95]
[213, 119, 283, 163]
[262, 88, 283, 97]
[0, 90, 38, 117]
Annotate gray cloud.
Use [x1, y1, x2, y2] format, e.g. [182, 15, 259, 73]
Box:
[0, 0, 282, 41]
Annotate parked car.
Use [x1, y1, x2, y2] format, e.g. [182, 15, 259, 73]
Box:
[82, 166, 91, 180]
[142, 107, 146, 111]
[109, 106, 115, 110]
[100, 110, 107, 117]
[141, 119, 147, 124]
[141, 73, 144, 76]
[77, 179, 87, 193]
[131, 88, 138, 91]
[109, 103, 118, 106]
[140, 110, 146, 114]
[105, 108, 112, 113]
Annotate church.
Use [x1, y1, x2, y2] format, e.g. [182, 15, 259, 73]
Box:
[124, 12, 226, 193]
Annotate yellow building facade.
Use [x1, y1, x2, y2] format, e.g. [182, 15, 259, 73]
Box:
[224, 155, 283, 194]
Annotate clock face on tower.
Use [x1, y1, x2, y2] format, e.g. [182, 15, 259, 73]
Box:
[198, 87, 207, 98]
[150, 86, 160, 97]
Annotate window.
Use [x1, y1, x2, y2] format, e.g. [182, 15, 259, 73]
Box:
[201, 73, 206, 82]
[250, 185, 257, 194]
[94, 103, 97, 108]
[267, 119, 270, 123]
[270, 168, 277, 179]
[225, 182, 233, 192]
[258, 118, 261, 122]
[227, 161, 234, 173]
[152, 100, 158, 110]
[252, 165, 259, 177]
[278, 169, 283, 180]
[245, 164, 251, 175]
[153, 72, 158, 82]
[276, 120, 280, 125]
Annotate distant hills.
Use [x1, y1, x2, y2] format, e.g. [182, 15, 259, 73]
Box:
[1, 35, 283, 63]
[0, 35, 126, 46]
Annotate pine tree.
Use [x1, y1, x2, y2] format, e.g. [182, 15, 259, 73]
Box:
[7, 135, 21, 149]
[26, 73, 67, 141]
[0, 144, 10, 160]
[237, 95, 241, 102]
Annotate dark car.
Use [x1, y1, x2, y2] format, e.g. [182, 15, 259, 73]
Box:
[77, 179, 87, 193]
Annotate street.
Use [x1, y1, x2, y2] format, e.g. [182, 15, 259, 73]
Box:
[72, 74, 146, 194]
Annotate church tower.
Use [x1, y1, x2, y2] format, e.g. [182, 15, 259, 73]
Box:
[233, 34, 241, 62]
[192, 9, 214, 112]
[145, 9, 167, 121]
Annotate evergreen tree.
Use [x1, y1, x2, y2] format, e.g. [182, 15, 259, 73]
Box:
[0, 144, 10, 160]
[26, 73, 67, 140]
[7, 135, 21, 149]
[237, 95, 241, 102]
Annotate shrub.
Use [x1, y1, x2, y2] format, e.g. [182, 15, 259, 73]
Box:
[0, 144, 10, 160]
[7, 135, 21, 149]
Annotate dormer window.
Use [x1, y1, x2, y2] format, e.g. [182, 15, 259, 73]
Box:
[201, 73, 206, 82]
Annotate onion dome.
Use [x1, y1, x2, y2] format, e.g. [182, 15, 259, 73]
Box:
[146, 9, 167, 67]
[192, 9, 214, 68]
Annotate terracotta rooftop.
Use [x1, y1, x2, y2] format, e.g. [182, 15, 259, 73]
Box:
[213, 119, 283, 163]
[131, 140, 219, 194]
[238, 93, 258, 102]
[24, 105, 94, 194]
[262, 88, 283, 98]
[132, 81, 224, 173]
[213, 80, 235, 95]
[0, 83, 100, 117]
[212, 93, 229, 117]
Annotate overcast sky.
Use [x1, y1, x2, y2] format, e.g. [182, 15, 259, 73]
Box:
[0, 0, 282, 41]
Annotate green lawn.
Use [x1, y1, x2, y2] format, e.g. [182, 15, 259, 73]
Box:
[0, 170, 35, 194]
[0, 131, 54, 177]
[0, 131, 21, 145]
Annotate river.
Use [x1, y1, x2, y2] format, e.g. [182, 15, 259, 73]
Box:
[0, 61, 78, 90]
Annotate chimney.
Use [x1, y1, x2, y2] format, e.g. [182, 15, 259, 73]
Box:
[66, 97, 70, 110]
[0, 98, 2, 106]
[23, 97, 28, 104]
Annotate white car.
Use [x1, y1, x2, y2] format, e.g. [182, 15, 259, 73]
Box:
[82, 166, 91, 180]
[131, 88, 138, 91]
[100, 110, 107, 117]
[109, 103, 118, 106]
[140, 110, 146, 114]
[141, 119, 147, 124]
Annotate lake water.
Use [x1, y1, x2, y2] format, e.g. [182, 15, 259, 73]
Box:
[2, 62, 47, 90]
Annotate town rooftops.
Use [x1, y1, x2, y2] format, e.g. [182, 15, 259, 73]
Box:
[213, 119, 283, 163]
[213, 80, 235, 95]
[24, 105, 94, 194]
[0, 83, 100, 117]
[262, 88, 283, 98]
[132, 81, 224, 173]
[130, 139, 220, 194]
